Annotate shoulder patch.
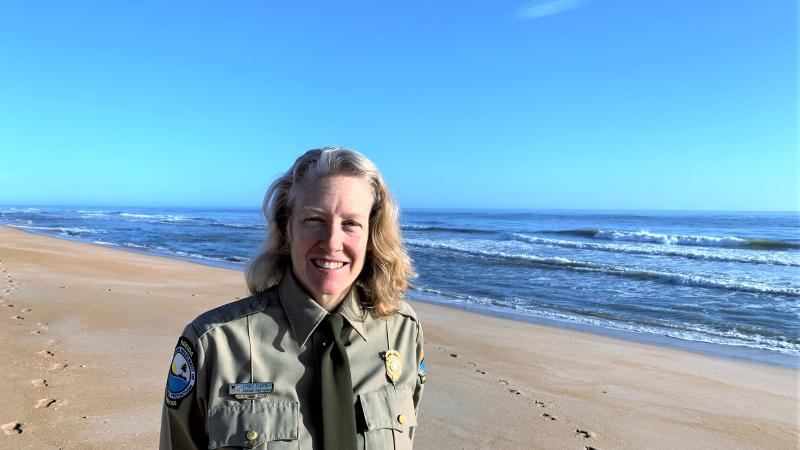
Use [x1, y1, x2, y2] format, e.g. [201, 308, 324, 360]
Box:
[165, 337, 197, 409]
[418, 350, 427, 384]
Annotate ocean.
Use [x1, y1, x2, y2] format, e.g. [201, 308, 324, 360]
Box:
[2, 206, 797, 367]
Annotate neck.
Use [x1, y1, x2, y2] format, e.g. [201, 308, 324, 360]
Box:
[315, 293, 347, 313]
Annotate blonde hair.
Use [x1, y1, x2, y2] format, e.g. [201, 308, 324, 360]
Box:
[246, 147, 416, 317]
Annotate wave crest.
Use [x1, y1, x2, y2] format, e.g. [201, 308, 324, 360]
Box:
[406, 239, 800, 297]
[547, 229, 800, 250]
[510, 233, 800, 267]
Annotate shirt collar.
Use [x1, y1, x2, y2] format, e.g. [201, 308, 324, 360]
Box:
[337, 284, 369, 342]
[278, 270, 369, 347]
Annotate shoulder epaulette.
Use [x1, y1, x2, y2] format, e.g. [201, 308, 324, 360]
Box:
[190, 288, 277, 337]
[395, 300, 419, 322]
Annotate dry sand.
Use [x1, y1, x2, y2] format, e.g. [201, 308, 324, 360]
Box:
[0, 225, 796, 449]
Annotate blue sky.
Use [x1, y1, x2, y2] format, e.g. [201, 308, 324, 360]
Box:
[0, 1, 796, 211]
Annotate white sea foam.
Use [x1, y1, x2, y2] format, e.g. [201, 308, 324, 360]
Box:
[594, 229, 750, 247]
[411, 287, 800, 356]
[511, 233, 800, 267]
[0, 207, 40, 213]
[93, 240, 120, 246]
[8, 224, 105, 235]
[80, 212, 111, 219]
[406, 238, 800, 297]
[152, 246, 249, 264]
[122, 242, 149, 249]
[111, 242, 248, 264]
[118, 213, 190, 222]
[211, 222, 261, 230]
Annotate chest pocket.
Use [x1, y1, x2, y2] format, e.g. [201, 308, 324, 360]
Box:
[358, 388, 418, 450]
[207, 401, 299, 449]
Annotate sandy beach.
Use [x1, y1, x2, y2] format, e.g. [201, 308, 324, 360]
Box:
[0, 225, 796, 449]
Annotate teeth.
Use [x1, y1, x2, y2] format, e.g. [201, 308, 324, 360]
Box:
[313, 260, 345, 269]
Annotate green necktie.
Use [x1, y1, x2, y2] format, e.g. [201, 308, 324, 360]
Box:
[319, 313, 358, 450]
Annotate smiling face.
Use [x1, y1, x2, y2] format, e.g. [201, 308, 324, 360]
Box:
[287, 175, 374, 310]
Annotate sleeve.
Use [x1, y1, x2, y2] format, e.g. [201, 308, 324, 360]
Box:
[159, 323, 208, 450]
[409, 318, 425, 443]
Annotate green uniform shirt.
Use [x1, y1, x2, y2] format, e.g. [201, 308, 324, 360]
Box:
[160, 270, 425, 449]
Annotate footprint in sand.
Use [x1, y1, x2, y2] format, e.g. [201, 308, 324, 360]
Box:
[29, 322, 49, 334]
[0, 263, 15, 298]
[34, 398, 58, 409]
[50, 362, 69, 371]
[541, 413, 557, 421]
[10, 315, 24, 320]
[508, 389, 523, 396]
[576, 429, 597, 439]
[31, 379, 48, 388]
[1, 422, 23, 435]
[475, 369, 486, 375]
[38, 350, 55, 357]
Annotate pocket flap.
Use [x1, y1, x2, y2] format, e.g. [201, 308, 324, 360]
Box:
[358, 388, 418, 433]
[208, 401, 298, 448]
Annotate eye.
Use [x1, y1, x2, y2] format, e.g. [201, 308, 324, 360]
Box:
[303, 216, 323, 224]
[342, 219, 363, 229]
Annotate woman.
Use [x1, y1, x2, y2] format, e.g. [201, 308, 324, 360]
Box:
[160, 148, 425, 450]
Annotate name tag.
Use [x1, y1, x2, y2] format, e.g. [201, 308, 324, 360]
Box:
[228, 382, 274, 400]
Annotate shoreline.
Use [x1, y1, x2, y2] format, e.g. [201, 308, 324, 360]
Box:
[7, 225, 796, 371]
[0, 225, 797, 449]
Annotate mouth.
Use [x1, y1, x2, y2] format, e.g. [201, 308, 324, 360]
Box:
[311, 259, 348, 270]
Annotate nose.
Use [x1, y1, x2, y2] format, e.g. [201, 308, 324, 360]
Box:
[319, 223, 343, 253]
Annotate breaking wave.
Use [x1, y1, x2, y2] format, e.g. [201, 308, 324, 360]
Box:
[510, 233, 800, 267]
[545, 229, 800, 250]
[8, 224, 105, 235]
[411, 287, 800, 355]
[406, 239, 800, 297]
[402, 225, 495, 235]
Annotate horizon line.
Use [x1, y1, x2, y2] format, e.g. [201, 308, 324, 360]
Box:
[0, 203, 797, 214]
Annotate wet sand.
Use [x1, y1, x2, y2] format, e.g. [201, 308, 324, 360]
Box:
[0, 225, 796, 449]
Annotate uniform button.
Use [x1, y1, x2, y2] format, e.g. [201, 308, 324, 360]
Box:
[397, 414, 407, 425]
[246, 429, 259, 441]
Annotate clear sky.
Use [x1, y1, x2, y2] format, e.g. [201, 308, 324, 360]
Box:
[0, 1, 796, 211]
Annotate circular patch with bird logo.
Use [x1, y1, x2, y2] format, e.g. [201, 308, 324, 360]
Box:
[165, 337, 196, 408]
